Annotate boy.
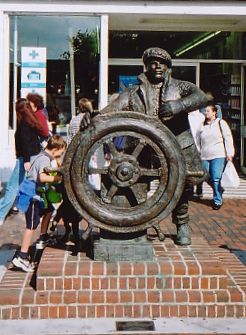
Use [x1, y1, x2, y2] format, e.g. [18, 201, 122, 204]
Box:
[12, 135, 66, 272]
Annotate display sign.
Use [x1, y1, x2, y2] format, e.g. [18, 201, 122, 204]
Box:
[21, 47, 47, 100]
[119, 75, 139, 93]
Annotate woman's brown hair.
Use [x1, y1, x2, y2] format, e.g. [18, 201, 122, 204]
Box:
[15, 98, 43, 131]
[204, 104, 218, 125]
[78, 98, 93, 114]
[208, 104, 217, 115]
[26, 93, 44, 110]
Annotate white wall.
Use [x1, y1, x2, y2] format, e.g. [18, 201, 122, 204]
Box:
[0, 11, 15, 184]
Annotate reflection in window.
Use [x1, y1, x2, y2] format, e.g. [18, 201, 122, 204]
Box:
[9, 15, 100, 129]
[108, 66, 143, 96]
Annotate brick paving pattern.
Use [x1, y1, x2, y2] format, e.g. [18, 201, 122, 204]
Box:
[0, 198, 245, 320]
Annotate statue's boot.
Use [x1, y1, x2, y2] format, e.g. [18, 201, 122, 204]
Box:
[176, 223, 191, 246]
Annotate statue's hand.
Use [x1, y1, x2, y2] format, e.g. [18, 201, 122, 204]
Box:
[80, 111, 100, 130]
[159, 100, 183, 120]
[80, 111, 92, 130]
[159, 102, 174, 119]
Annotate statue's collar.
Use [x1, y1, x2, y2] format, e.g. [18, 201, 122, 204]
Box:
[138, 72, 170, 87]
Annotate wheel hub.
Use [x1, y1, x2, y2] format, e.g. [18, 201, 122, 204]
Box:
[109, 155, 140, 187]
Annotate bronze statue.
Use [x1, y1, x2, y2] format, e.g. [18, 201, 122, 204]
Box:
[78, 47, 209, 246]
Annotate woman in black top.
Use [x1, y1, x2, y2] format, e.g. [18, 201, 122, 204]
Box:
[15, 99, 43, 170]
[0, 99, 43, 225]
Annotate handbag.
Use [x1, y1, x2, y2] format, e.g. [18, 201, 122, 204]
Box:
[221, 161, 240, 188]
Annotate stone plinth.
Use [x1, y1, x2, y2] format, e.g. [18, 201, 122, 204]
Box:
[93, 235, 154, 261]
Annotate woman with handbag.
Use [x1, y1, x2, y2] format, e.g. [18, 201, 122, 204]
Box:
[198, 104, 235, 210]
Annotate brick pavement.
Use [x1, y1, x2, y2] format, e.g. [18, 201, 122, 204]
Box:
[0, 198, 245, 320]
[0, 198, 245, 256]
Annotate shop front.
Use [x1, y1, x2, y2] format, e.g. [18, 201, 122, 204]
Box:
[8, 15, 101, 132]
[1, 0, 246, 185]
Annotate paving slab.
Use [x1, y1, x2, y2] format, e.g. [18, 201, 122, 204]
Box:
[0, 317, 246, 334]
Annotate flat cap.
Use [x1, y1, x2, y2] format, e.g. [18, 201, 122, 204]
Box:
[142, 47, 172, 68]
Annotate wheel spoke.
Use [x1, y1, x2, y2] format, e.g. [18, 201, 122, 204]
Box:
[88, 167, 109, 175]
[102, 184, 118, 204]
[130, 184, 147, 205]
[132, 139, 145, 158]
[140, 168, 161, 177]
[107, 139, 118, 157]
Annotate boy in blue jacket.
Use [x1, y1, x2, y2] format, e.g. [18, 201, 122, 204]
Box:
[12, 135, 66, 272]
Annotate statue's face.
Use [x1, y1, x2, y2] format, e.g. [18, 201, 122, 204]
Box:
[146, 58, 169, 83]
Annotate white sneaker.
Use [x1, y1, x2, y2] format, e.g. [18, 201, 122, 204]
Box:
[36, 240, 47, 250]
[0, 219, 4, 226]
[12, 255, 35, 273]
[36, 235, 56, 250]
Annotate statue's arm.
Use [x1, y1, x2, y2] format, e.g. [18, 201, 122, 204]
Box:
[177, 81, 209, 113]
[80, 91, 130, 130]
[159, 81, 209, 119]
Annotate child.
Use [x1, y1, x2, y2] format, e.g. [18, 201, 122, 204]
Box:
[50, 187, 82, 255]
[35, 159, 63, 250]
[12, 135, 66, 272]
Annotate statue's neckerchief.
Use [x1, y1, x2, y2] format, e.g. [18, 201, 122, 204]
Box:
[148, 73, 170, 116]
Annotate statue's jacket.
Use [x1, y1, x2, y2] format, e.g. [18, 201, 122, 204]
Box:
[102, 73, 209, 181]
[102, 73, 208, 150]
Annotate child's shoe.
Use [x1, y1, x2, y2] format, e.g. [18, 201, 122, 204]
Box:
[36, 234, 55, 249]
[50, 220, 58, 232]
[12, 255, 34, 272]
[59, 233, 70, 245]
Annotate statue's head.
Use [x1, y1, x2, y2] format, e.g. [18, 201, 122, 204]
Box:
[143, 47, 172, 84]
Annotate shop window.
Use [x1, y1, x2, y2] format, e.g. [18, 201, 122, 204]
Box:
[9, 15, 100, 130]
[172, 66, 196, 84]
[109, 31, 245, 61]
[200, 63, 242, 168]
[109, 31, 203, 59]
[108, 66, 143, 97]
[108, 65, 197, 102]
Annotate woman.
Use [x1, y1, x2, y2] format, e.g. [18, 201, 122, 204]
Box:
[26, 93, 50, 153]
[199, 104, 235, 210]
[0, 99, 44, 225]
[67, 97, 93, 145]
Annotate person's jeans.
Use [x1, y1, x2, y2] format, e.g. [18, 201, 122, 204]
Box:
[0, 157, 25, 220]
[202, 158, 226, 206]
